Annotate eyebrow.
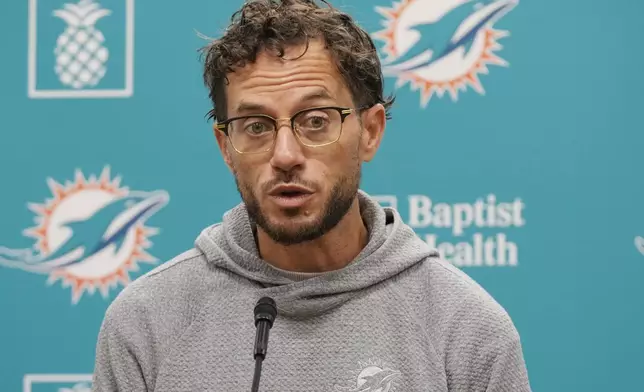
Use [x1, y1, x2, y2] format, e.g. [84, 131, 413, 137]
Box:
[233, 89, 336, 116]
[299, 89, 335, 104]
[234, 101, 267, 115]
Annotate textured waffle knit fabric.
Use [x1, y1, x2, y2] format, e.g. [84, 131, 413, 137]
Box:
[91, 190, 532, 392]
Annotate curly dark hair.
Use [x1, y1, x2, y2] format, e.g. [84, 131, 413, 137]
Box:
[200, 0, 394, 123]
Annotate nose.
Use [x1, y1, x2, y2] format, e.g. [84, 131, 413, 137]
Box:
[270, 124, 305, 172]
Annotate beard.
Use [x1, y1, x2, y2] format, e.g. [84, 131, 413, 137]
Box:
[233, 165, 361, 246]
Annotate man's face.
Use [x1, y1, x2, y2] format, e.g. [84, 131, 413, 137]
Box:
[215, 39, 383, 245]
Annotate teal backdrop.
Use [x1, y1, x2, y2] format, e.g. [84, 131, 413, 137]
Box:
[1, 0, 643, 391]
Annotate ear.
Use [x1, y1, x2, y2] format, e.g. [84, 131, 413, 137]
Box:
[359, 103, 386, 162]
[214, 124, 234, 170]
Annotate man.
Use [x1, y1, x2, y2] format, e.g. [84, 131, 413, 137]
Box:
[92, 0, 531, 391]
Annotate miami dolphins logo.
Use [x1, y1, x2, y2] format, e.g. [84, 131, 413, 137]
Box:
[372, 0, 519, 107]
[636, 236, 644, 255]
[59, 383, 92, 392]
[0, 166, 169, 304]
[334, 358, 401, 392]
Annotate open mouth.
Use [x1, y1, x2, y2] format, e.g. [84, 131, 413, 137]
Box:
[269, 185, 313, 197]
[277, 190, 309, 197]
[268, 186, 314, 208]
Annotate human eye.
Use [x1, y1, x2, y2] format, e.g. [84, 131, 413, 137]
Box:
[241, 117, 273, 136]
[297, 109, 331, 131]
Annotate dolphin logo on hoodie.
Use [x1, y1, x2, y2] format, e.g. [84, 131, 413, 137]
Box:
[372, 0, 519, 106]
[0, 167, 169, 304]
[334, 363, 402, 392]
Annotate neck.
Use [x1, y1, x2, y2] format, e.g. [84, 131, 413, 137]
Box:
[256, 199, 368, 273]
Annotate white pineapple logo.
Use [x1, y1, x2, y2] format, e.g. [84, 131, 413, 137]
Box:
[53, 0, 111, 89]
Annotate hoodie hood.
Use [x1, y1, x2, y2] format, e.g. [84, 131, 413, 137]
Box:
[195, 190, 438, 318]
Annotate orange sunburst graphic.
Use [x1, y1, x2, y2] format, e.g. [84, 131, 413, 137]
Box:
[372, 0, 517, 107]
[20, 166, 168, 304]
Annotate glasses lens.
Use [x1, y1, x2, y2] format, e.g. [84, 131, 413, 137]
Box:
[228, 116, 276, 153]
[293, 108, 342, 146]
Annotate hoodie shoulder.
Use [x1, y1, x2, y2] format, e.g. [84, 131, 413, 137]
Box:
[104, 240, 245, 319]
[407, 256, 530, 390]
[97, 243, 239, 356]
[420, 255, 521, 343]
[94, 243, 252, 389]
[99, 248, 210, 339]
[93, 247, 211, 390]
[114, 247, 206, 303]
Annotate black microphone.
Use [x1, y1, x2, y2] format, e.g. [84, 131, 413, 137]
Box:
[251, 296, 277, 392]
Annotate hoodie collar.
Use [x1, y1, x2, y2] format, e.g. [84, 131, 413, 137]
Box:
[195, 190, 437, 317]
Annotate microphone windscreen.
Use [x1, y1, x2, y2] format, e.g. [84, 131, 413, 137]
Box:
[254, 297, 277, 326]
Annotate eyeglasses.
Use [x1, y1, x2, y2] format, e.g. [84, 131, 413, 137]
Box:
[214, 106, 359, 154]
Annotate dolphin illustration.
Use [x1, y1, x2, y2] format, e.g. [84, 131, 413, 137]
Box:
[382, 0, 517, 74]
[58, 383, 92, 392]
[335, 368, 401, 392]
[0, 190, 169, 274]
[636, 236, 644, 255]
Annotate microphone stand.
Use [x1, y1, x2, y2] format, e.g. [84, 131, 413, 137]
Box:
[251, 356, 264, 392]
[251, 297, 277, 392]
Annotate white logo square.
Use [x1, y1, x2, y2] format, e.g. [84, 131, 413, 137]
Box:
[27, 0, 135, 99]
[23, 374, 93, 392]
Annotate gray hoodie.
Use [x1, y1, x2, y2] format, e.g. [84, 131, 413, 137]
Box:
[91, 190, 531, 391]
